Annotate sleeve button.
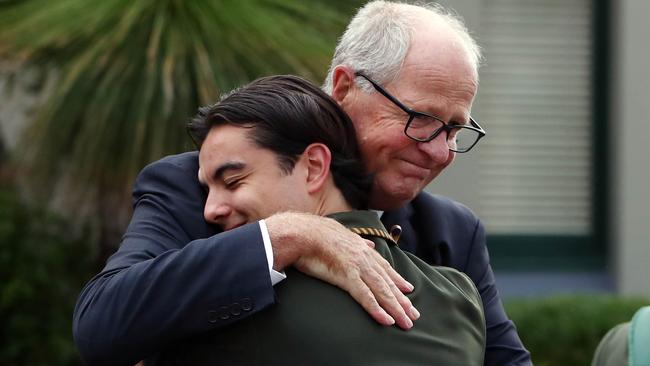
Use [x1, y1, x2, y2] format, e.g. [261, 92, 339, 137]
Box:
[241, 298, 253, 311]
[217, 306, 230, 320]
[230, 302, 242, 316]
[208, 310, 218, 324]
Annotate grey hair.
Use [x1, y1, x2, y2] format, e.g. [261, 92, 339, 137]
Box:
[322, 1, 482, 94]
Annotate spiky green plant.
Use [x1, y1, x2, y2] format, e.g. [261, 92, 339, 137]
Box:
[0, 0, 359, 256]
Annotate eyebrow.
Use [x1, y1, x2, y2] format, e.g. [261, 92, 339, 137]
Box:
[212, 161, 246, 181]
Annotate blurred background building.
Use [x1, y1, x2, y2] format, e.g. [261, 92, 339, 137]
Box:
[429, 0, 649, 298]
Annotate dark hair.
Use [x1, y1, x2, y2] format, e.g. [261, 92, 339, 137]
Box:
[187, 75, 372, 209]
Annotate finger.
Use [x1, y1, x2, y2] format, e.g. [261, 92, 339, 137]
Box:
[362, 239, 410, 292]
[368, 252, 419, 324]
[346, 277, 396, 326]
[376, 258, 419, 321]
[361, 266, 413, 330]
[382, 257, 414, 293]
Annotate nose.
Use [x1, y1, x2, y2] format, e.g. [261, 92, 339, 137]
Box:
[204, 191, 231, 225]
[416, 131, 452, 164]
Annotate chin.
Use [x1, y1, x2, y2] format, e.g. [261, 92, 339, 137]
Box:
[369, 185, 420, 210]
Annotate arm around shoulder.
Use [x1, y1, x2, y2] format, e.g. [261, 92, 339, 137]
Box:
[72, 154, 276, 365]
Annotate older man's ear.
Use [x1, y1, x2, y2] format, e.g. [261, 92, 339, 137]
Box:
[330, 65, 356, 105]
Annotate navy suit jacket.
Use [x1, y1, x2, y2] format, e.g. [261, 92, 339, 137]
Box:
[73, 152, 531, 366]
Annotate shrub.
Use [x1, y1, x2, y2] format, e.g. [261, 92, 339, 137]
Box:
[506, 294, 650, 366]
[0, 187, 95, 366]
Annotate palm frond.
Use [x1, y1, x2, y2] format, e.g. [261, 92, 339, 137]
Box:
[0, 0, 361, 250]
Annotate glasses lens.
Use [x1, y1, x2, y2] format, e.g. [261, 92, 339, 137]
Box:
[449, 127, 480, 152]
[406, 114, 444, 141]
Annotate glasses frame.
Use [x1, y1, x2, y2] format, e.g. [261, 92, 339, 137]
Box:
[355, 71, 485, 153]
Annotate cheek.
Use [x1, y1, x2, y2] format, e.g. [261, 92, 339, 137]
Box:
[350, 104, 396, 143]
[361, 127, 411, 162]
[253, 183, 299, 218]
[360, 116, 405, 147]
[276, 180, 310, 211]
[231, 188, 262, 217]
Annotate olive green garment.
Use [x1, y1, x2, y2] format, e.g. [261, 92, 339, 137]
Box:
[592, 306, 650, 366]
[160, 210, 486, 365]
[592, 322, 629, 366]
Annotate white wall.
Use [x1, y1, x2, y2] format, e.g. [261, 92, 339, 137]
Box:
[611, 0, 650, 296]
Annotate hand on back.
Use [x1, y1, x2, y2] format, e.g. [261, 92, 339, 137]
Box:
[266, 212, 419, 330]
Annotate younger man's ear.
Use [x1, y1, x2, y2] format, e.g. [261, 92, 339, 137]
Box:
[330, 65, 356, 104]
[301, 143, 332, 194]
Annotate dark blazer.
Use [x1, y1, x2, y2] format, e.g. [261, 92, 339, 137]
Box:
[73, 151, 531, 366]
[381, 195, 531, 365]
[159, 211, 486, 366]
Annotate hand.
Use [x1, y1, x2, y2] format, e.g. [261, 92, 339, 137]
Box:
[265, 212, 419, 330]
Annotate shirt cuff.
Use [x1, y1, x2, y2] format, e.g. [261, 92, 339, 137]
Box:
[259, 220, 287, 285]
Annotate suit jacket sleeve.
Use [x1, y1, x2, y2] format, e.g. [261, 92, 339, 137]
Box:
[463, 218, 531, 366]
[72, 153, 276, 366]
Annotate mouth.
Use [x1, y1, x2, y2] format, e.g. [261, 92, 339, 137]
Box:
[399, 159, 431, 179]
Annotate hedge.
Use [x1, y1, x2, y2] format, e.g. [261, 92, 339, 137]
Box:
[0, 187, 94, 366]
[506, 294, 650, 366]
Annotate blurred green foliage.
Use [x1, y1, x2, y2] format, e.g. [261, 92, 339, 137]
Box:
[0, 186, 94, 365]
[506, 295, 650, 366]
[0, 0, 358, 190]
[0, 0, 361, 256]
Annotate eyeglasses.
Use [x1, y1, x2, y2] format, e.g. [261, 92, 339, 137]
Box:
[355, 72, 485, 153]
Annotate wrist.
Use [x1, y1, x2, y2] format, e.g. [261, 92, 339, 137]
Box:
[265, 212, 315, 270]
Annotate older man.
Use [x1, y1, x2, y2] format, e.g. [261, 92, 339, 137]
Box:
[74, 2, 531, 365]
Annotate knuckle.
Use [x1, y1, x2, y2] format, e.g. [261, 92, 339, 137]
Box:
[364, 270, 384, 283]
[387, 281, 400, 292]
[377, 284, 395, 299]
